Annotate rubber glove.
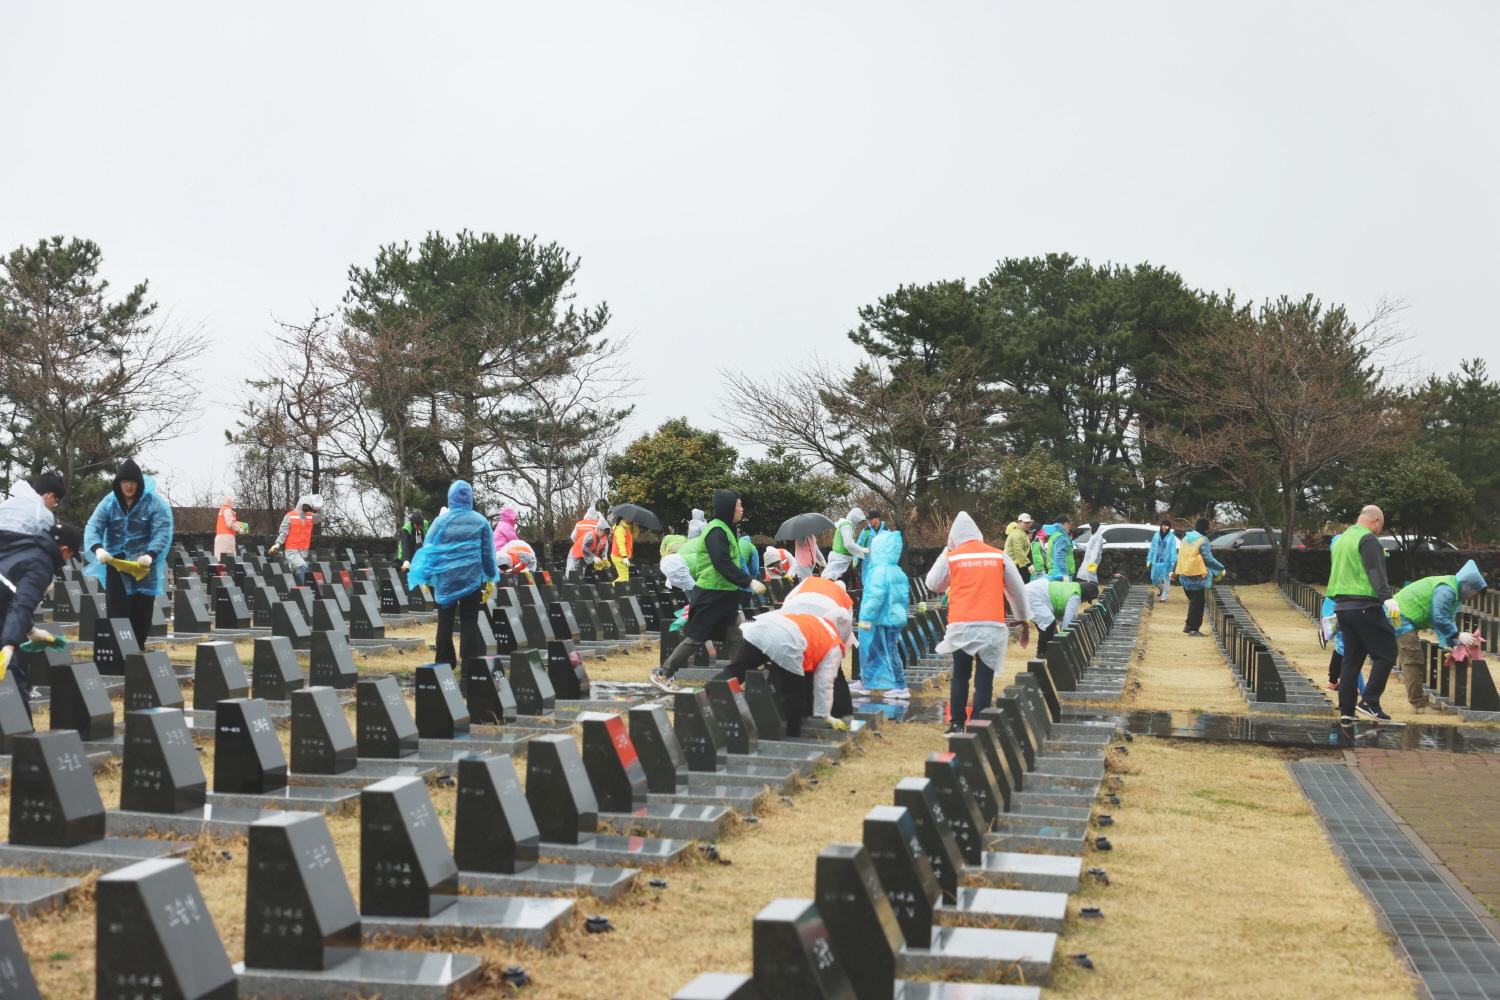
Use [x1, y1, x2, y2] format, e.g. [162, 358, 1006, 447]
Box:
[1087, 563, 1098, 573]
[238, 522, 249, 534]
[137, 553, 153, 569]
[26, 627, 55, 645]
[916, 602, 927, 614]
[859, 621, 872, 631]
[0, 646, 9, 682]
[95, 548, 112, 563]
[822, 715, 850, 731]
[1017, 621, 1031, 649]
[402, 561, 411, 571]
[269, 545, 280, 554]
[622, 558, 631, 567]
[1459, 631, 1480, 648]
[750, 580, 767, 595]
[1384, 599, 1401, 617]
[482, 581, 496, 603]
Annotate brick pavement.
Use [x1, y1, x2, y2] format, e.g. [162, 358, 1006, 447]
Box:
[1356, 748, 1500, 919]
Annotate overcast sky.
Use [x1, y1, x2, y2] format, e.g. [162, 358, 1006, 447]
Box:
[3, 2, 1496, 506]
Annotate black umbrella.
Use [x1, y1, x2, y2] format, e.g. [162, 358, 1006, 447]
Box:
[608, 503, 663, 532]
[775, 512, 837, 542]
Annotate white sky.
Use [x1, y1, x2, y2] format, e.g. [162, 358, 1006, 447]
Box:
[3, 2, 1497, 505]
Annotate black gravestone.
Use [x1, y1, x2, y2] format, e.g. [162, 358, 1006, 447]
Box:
[546, 603, 580, 642]
[705, 679, 758, 755]
[121, 708, 207, 814]
[469, 612, 499, 659]
[193, 641, 250, 711]
[243, 812, 361, 972]
[990, 698, 1037, 770]
[593, 601, 622, 640]
[946, 733, 1002, 825]
[454, 754, 541, 874]
[148, 599, 170, 637]
[963, 720, 1015, 810]
[312, 600, 346, 635]
[356, 677, 419, 758]
[742, 670, 786, 740]
[673, 689, 728, 772]
[976, 708, 1026, 790]
[317, 583, 350, 615]
[579, 712, 648, 812]
[629, 704, 689, 793]
[272, 601, 313, 650]
[414, 664, 469, 739]
[51, 579, 83, 621]
[348, 594, 386, 640]
[174, 588, 213, 634]
[359, 776, 459, 917]
[213, 581, 252, 630]
[862, 805, 941, 949]
[252, 584, 282, 628]
[251, 635, 304, 700]
[923, 752, 988, 866]
[813, 844, 905, 998]
[124, 650, 185, 712]
[9, 730, 104, 846]
[0, 674, 33, 751]
[15, 646, 71, 690]
[752, 897, 857, 1000]
[49, 662, 115, 740]
[290, 687, 358, 775]
[95, 858, 238, 1000]
[546, 640, 589, 701]
[214, 699, 288, 794]
[309, 631, 358, 689]
[78, 592, 106, 647]
[492, 606, 527, 654]
[462, 656, 513, 725]
[569, 600, 599, 642]
[289, 586, 317, 619]
[0, 914, 41, 998]
[518, 604, 554, 649]
[893, 777, 964, 903]
[525, 734, 598, 845]
[93, 617, 141, 675]
[508, 650, 556, 716]
[379, 569, 410, 615]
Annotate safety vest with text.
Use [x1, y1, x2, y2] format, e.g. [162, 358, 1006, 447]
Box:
[284, 510, 314, 551]
[946, 540, 1008, 623]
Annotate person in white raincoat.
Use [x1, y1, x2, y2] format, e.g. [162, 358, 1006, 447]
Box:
[925, 512, 1030, 733]
[821, 507, 869, 581]
[1075, 521, 1105, 584]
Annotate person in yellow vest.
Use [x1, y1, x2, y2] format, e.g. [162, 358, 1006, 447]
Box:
[1390, 560, 1487, 712]
[1327, 505, 1399, 723]
[611, 515, 636, 582]
[1172, 516, 1226, 636]
[269, 494, 322, 586]
[213, 494, 246, 559]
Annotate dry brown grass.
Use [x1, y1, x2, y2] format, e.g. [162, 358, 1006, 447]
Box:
[1102, 592, 1250, 716]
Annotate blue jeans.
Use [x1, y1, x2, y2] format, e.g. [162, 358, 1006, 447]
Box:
[950, 649, 993, 726]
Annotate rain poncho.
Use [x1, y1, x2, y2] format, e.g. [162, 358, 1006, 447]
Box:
[497, 539, 537, 573]
[738, 535, 760, 583]
[661, 552, 696, 591]
[1076, 528, 1105, 583]
[83, 460, 173, 597]
[784, 576, 854, 646]
[492, 507, 520, 550]
[857, 530, 909, 691]
[0, 481, 55, 538]
[1391, 560, 1488, 645]
[1026, 579, 1081, 631]
[1175, 531, 1225, 591]
[925, 512, 1029, 669]
[407, 481, 500, 606]
[740, 610, 846, 718]
[686, 509, 707, 539]
[1147, 528, 1178, 587]
[1048, 524, 1073, 581]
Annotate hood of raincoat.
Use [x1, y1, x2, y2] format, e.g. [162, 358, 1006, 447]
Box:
[112, 459, 147, 508]
[687, 509, 707, 538]
[711, 490, 739, 524]
[1457, 560, 1488, 598]
[447, 481, 474, 510]
[221, 494, 236, 507]
[846, 507, 866, 524]
[1006, 521, 1020, 534]
[1184, 530, 1204, 544]
[295, 494, 316, 512]
[661, 535, 686, 556]
[947, 511, 984, 549]
[580, 510, 599, 523]
[497, 507, 518, 525]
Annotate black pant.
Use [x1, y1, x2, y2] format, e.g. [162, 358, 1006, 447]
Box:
[0, 591, 32, 717]
[1337, 606, 1397, 715]
[105, 566, 157, 650]
[1184, 588, 1206, 633]
[435, 587, 483, 669]
[717, 641, 807, 737]
[949, 649, 994, 727]
[1328, 648, 1343, 685]
[1036, 621, 1057, 654]
[1019, 566, 1031, 585]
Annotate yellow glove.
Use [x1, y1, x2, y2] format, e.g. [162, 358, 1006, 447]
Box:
[1087, 563, 1098, 573]
[0, 646, 10, 682]
[238, 522, 249, 534]
[822, 716, 849, 731]
[269, 545, 280, 554]
[482, 581, 496, 603]
[859, 621, 872, 631]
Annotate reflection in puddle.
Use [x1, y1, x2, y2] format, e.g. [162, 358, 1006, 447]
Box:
[1123, 710, 1500, 753]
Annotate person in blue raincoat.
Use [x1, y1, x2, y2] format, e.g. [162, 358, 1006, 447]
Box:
[407, 481, 499, 670]
[1147, 521, 1178, 602]
[84, 459, 174, 648]
[1047, 515, 1074, 581]
[852, 529, 910, 699]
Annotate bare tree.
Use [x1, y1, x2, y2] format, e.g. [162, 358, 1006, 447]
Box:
[252, 310, 349, 495]
[1149, 295, 1412, 572]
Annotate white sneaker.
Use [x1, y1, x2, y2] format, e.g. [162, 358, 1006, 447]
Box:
[847, 680, 868, 694]
[887, 687, 912, 699]
[649, 671, 679, 693]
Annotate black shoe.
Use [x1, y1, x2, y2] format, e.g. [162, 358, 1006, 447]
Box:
[1339, 715, 1356, 726]
[1356, 702, 1391, 722]
[944, 722, 965, 735]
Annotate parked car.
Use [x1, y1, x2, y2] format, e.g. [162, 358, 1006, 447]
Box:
[1069, 523, 1162, 549]
[1211, 528, 1304, 552]
[1377, 536, 1459, 552]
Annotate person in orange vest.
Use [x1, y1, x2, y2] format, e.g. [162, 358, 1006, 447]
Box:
[567, 510, 605, 578]
[925, 511, 1031, 733]
[611, 515, 637, 582]
[762, 545, 794, 580]
[715, 609, 847, 735]
[269, 493, 322, 585]
[213, 494, 245, 559]
[497, 538, 538, 582]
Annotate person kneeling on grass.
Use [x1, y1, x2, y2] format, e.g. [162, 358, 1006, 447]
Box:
[715, 610, 847, 735]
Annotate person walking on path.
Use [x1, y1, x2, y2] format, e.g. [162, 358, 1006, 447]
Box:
[1172, 516, 1225, 637]
[270, 494, 322, 586]
[1005, 514, 1034, 584]
[611, 514, 637, 581]
[1328, 505, 1401, 723]
[0, 471, 64, 537]
[1147, 521, 1177, 601]
[1075, 520, 1105, 584]
[852, 528, 911, 699]
[408, 480, 499, 671]
[1025, 578, 1098, 654]
[822, 507, 869, 581]
[1389, 559, 1488, 712]
[652, 489, 766, 692]
[213, 495, 245, 559]
[925, 512, 1030, 733]
[398, 509, 430, 571]
[0, 521, 81, 718]
[84, 459, 174, 649]
[1047, 515, 1075, 581]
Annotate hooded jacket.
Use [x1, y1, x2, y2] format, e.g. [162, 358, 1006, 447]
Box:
[1004, 521, 1031, 569]
[831, 508, 868, 558]
[406, 481, 500, 605]
[492, 507, 520, 550]
[924, 512, 1030, 667]
[83, 459, 173, 596]
[858, 529, 909, 627]
[1048, 524, 1073, 581]
[0, 529, 65, 648]
[686, 509, 707, 540]
[275, 494, 323, 550]
[686, 489, 752, 590]
[1392, 560, 1488, 645]
[1174, 530, 1225, 591]
[0, 481, 55, 538]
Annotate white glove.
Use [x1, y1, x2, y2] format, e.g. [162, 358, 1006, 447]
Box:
[1459, 631, 1480, 648]
[402, 561, 411, 571]
[95, 549, 112, 563]
[137, 553, 153, 569]
[622, 558, 631, 567]
[859, 621, 872, 631]
[26, 627, 54, 644]
[1384, 599, 1401, 616]
[750, 580, 767, 595]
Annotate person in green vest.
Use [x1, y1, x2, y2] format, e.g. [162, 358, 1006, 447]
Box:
[821, 507, 869, 581]
[1024, 577, 1099, 653]
[652, 489, 766, 693]
[1032, 524, 1053, 579]
[1327, 505, 1400, 723]
[397, 509, 429, 571]
[1391, 560, 1488, 712]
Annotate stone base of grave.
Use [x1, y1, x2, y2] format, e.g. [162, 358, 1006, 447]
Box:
[361, 895, 575, 947]
[482, 715, 575, 735]
[742, 740, 830, 768]
[537, 832, 690, 867]
[0, 875, 80, 918]
[359, 751, 503, 776]
[206, 786, 358, 814]
[984, 823, 1088, 854]
[685, 767, 794, 793]
[965, 852, 1083, 894]
[416, 734, 531, 755]
[599, 803, 732, 840]
[894, 981, 1042, 999]
[289, 764, 437, 788]
[82, 734, 126, 757]
[725, 750, 816, 777]
[672, 971, 757, 999]
[235, 949, 484, 1000]
[648, 787, 762, 813]
[936, 887, 1070, 933]
[553, 696, 653, 715]
[669, 668, 721, 684]
[460, 861, 638, 902]
[107, 805, 295, 837]
[897, 926, 1057, 983]
[1010, 787, 1097, 809]
[0, 836, 191, 875]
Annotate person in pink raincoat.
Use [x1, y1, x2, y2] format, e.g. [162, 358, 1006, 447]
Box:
[492, 507, 520, 552]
